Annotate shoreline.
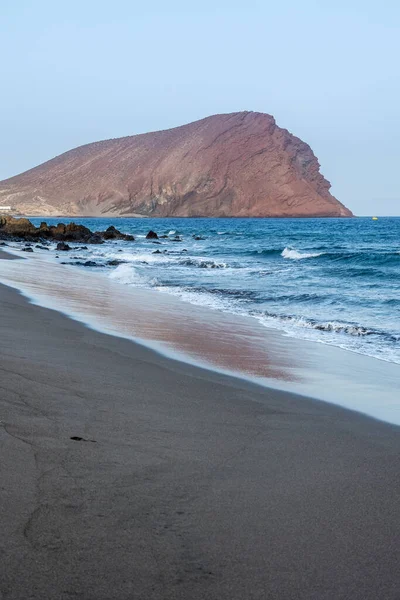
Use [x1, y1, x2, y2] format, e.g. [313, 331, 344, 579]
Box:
[1, 247, 399, 425]
[1, 279, 400, 599]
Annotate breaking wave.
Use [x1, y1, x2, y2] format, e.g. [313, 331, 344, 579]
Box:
[109, 264, 156, 287]
[179, 258, 227, 269]
[281, 247, 323, 260]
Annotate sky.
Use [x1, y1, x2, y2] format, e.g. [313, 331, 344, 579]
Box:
[1, 0, 399, 215]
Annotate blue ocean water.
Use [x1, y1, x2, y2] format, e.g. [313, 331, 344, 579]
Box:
[31, 217, 400, 364]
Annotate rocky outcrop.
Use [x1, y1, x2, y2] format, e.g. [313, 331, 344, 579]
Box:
[0, 112, 352, 217]
[100, 226, 135, 241]
[0, 216, 134, 243]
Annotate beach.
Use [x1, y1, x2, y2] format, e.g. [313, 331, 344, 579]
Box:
[1, 250, 400, 599]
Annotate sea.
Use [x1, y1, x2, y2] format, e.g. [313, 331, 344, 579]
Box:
[29, 216, 400, 366]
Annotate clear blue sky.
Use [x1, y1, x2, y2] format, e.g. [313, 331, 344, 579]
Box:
[1, 0, 399, 215]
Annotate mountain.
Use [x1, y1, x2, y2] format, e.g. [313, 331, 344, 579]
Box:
[0, 112, 352, 217]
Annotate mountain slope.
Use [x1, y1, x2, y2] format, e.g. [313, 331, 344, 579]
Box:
[0, 112, 352, 217]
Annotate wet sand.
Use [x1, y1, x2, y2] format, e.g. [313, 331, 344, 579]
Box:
[1, 270, 400, 599]
[0, 246, 399, 424]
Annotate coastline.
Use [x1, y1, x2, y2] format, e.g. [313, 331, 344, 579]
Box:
[1, 246, 400, 598]
[0, 246, 399, 425]
[1, 280, 400, 599]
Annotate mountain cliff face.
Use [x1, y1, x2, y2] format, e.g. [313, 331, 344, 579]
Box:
[0, 112, 352, 217]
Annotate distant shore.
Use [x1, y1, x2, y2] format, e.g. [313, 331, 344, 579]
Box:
[1, 249, 400, 599]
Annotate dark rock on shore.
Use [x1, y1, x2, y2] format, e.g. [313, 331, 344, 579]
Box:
[22, 247, 34, 252]
[87, 234, 104, 244]
[146, 230, 158, 239]
[83, 261, 103, 267]
[60, 260, 104, 267]
[56, 242, 71, 251]
[0, 216, 134, 245]
[107, 259, 126, 266]
[35, 245, 50, 250]
[100, 226, 135, 241]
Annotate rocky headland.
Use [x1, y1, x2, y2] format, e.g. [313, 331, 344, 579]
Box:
[0, 112, 352, 218]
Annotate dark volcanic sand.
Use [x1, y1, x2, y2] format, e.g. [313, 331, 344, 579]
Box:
[0, 265, 399, 599]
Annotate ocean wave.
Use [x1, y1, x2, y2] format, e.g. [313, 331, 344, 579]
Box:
[108, 264, 156, 287]
[278, 247, 400, 265]
[154, 285, 235, 312]
[179, 258, 227, 269]
[318, 250, 400, 266]
[193, 287, 260, 301]
[251, 248, 282, 256]
[106, 252, 172, 265]
[145, 282, 399, 348]
[281, 247, 323, 260]
[257, 312, 393, 339]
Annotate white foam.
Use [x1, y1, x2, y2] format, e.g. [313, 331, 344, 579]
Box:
[281, 247, 323, 260]
[109, 252, 172, 264]
[179, 257, 227, 269]
[154, 285, 235, 313]
[109, 264, 151, 286]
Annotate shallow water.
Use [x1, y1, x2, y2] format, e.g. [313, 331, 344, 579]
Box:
[1, 246, 399, 426]
[26, 216, 400, 364]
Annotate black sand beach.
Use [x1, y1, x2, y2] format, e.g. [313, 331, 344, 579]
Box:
[1, 252, 400, 599]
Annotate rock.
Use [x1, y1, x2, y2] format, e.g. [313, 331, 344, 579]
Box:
[0, 216, 37, 241]
[193, 235, 206, 240]
[152, 249, 162, 254]
[98, 225, 135, 241]
[42, 222, 93, 242]
[61, 260, 103, 267]
[35, 245, 49, 250]
[146, 230, 158, 239]
[0, 216, 133, 244]
[22, 247, 34, 252]
[87, 234, 104, 244]
[159, 235, 169, 238]
[107, 259, 125, 266]
[0, 241, 8, 246]
[84, 261, 100, 267]
[56, 242, 71, 251]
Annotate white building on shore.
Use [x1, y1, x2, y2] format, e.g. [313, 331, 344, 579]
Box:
[0, 206, 12, 212]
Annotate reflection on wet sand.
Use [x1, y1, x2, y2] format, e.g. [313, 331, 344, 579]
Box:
[0, 253, 299, 382]
[2, 250, 400, 425]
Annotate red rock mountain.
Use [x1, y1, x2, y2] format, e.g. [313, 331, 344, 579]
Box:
[0, 112, 352, 217]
